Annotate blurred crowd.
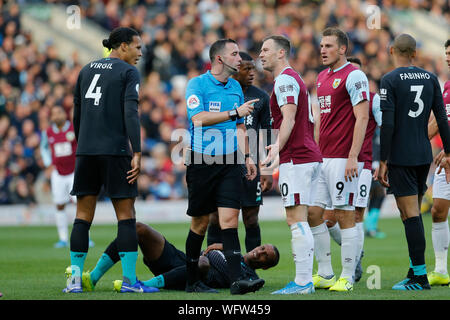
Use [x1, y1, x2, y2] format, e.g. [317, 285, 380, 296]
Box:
[0, 0, 448, 204]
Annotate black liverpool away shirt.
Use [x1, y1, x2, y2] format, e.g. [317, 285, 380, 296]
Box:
[242, 85, 271, 163]
[73, 57, 141, 156]
[380, 66, 448, 166]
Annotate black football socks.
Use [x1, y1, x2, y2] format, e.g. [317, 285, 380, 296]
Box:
[222, 228, 242, 283]
[69, 218, 91, 283]
[403, 216, 427, 277]
[185, 229, 205, 286]
[245, 224, 261, 252]
[206, 223, 221, 246]
[117, 218, 138, 285]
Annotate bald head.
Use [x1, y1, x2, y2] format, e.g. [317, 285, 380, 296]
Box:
[392, 34, 416, 58]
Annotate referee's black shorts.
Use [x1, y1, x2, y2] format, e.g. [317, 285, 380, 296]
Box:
[70, 155, 138, 199]
[186, 152, 243, 217]
[387, 163, 430, 197]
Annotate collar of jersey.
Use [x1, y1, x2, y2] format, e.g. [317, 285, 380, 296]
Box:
[274, 66, 293, 81]
[328, 61, 350, 74]
[52, 120, 70, 133]
[206, 70, 233, 88]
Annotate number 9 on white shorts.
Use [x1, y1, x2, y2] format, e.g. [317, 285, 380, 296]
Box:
[312, 158, 364, 210]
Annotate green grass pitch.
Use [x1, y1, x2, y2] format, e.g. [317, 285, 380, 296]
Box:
[0, 213, 448, 300]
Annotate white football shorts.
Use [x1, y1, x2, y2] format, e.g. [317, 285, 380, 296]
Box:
[432, 166, 450, 200]
[354, 168, 373, 208]
[51, 170, 76, 205]
[278, 161, 321, 207]
[312, 158, 364, 211]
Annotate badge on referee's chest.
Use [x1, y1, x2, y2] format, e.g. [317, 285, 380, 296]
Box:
[209, 101, 221, 112]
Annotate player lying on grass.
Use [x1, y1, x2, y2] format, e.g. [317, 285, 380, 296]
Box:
[66, 222, 280, 293]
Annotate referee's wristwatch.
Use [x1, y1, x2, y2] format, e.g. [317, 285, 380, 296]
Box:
[228, 109, 241, 121]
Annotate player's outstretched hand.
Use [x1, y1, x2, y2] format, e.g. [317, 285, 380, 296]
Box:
[434, 150, 445, 166]
[237, 99, 259, 118]
[127, 152, 141, 184]
[377, 161, 390, 188]
[261, 143, 279, 167]
[203, 243, 223, 255]
[437, 154, 450, 183]
[372, 166, 380, 181]
[344, 156, 358, 182]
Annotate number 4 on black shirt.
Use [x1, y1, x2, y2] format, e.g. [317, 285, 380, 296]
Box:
[73, 57, 141, 156]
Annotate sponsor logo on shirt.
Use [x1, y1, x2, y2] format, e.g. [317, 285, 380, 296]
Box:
[209, 101, 221, 112]
[354, 81, 367, 90]
[379, 88, 387, 101]
[318, 95, 331, 114]
[245, 114, 253, 126]
[187, 95, 200, 109]
[54, 142, 73, 157]
[332, 78, 341, 89]
[278, 84, 294, 93]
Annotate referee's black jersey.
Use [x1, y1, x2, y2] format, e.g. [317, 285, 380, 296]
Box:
[242, 85, 271, 162]
[73, 57, 140, 156]
[380, 66, 447, 166]
[203, 250, 259, 288]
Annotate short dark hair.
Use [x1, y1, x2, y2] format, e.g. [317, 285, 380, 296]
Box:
[322, 27, 349, 54]
[347, 56, 362, 67]
[392, 33, 416, 57]
[239, 51, 253, 61]
[445, 39, 450, 49]
[263, 35, 291, 58]
[102, 27, 139, 50]
[269, 245, 280, 268]
[52, 105, 65, 112]
[209, 38, 237, 62]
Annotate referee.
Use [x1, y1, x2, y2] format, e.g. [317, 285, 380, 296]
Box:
[184, 39, 263, 294]
[64, 27, 156, 293]
[207, 51, 272, 253]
